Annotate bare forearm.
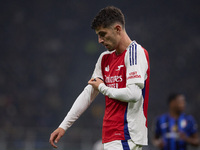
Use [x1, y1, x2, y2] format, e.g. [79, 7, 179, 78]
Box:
[184, 136, 200, 146]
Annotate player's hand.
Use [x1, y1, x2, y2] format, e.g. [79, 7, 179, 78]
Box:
[49, 127, 65, 148]
[179, 132, 188, 141]
[88, 77, 104, 90]
[153, 138, 165, 149]
[157, 139, 165, 149]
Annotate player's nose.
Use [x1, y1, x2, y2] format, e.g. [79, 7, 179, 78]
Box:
[98, 36, 104, 44]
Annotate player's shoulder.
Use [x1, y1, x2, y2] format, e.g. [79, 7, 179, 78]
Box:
[157, 113, 169, 121]
[154, 113, 169, 126]
[127, 41, 145, 52]
[124, 41, 149, 70]
[182, 113, 196, 122]
[98, 50, 115, 60]
[95, 50, 115, 65]
[125, 41, 148, 59]
[100, 50, 114, 57]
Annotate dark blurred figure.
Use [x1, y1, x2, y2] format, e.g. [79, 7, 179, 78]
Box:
[153, 93, 199, 150]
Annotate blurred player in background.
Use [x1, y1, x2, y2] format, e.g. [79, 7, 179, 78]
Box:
[153, 93, 200, 150]
[50, 6, 150, 150]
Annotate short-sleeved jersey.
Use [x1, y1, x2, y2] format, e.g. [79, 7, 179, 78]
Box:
[155, 113, 198, 150]
[92, 41, 150, 145]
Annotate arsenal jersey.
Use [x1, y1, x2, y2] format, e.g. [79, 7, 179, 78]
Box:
[92, 41, 150, 145]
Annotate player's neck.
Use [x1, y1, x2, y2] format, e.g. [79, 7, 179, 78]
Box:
[169, 110, 181, 119]
[115, 32, 132, 55]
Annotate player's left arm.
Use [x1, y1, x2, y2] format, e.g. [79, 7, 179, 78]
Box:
[179, 116, 200, 146]
[88, 43, 149, 103]
[88, 78, 141, 102]
[152, 117, 165, 149]
[179, 132, 200, 146]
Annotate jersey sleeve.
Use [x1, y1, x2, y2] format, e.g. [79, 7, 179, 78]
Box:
[91, 52, 104, 79]
[59, 53, 105, 130]
[98, 83, 142, 102]
[155, 117, 162, 137]
[59, 85, 99, 130]
[187, 115, 198, 136]
[125, 42, 148, 88]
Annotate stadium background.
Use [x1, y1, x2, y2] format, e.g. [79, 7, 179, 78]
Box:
[0, 0, 199, 149]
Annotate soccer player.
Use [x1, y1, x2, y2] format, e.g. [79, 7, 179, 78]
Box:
[153, 93, 200, 150]
[49, 6, 150, 150]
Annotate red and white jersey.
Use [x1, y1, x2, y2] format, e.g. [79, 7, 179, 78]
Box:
[92, 41, 150, 145]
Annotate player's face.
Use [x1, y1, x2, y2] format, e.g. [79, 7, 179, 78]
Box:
[171, 95, 186, 113]
[95, 25, 120, 51]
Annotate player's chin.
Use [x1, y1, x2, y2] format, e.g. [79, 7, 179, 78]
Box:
[107, 47, 115, 51]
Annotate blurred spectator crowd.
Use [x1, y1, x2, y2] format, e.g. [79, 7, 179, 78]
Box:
[0, 0, 200, 149]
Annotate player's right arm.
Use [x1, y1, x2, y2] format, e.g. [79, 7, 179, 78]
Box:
[49, 85, 99, 148]
[49, 52, 104, 148]
[152, 117, 165, 149]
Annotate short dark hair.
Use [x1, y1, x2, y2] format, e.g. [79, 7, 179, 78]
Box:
[167, 93, 183, 104]
[91, 6, 125, 30]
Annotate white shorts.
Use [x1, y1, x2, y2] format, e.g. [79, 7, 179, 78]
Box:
[103, 140, 142, 150]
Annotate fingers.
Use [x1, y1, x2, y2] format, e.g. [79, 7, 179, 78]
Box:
[49, 131, 61, 148]
[49, 132, 58, 148]
[88, 77, 104, 90]
[55, 133, 62, 144]
[49, 133, 57, 148]
[88, 78, 103, 84]
[90, 78, 96, 82]
[88, 78, 96, 85]
[49, 128, 65, 148]
[97, 77, 104, 82]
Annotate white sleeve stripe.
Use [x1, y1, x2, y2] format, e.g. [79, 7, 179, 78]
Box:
[129, 42, 137, 66]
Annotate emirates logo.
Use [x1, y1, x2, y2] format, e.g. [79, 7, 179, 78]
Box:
[105, 65, 109, 72]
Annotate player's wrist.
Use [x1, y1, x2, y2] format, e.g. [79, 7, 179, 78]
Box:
[98, 83, 106, 92]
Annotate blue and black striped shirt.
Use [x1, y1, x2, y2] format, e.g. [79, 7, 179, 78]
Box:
[155, 113, 197, 150]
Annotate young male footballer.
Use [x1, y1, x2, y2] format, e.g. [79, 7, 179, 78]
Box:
[153, 93, 199, 150]
[50, 6, 150, 150]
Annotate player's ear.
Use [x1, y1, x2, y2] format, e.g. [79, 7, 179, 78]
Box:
[114, 24, 122, 34]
